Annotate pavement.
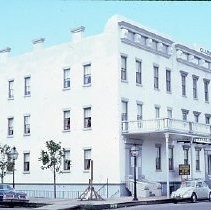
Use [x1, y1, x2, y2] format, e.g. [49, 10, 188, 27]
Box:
[27, 196, 174, 209]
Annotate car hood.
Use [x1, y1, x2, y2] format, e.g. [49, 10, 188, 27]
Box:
[173, 187, 193, 195]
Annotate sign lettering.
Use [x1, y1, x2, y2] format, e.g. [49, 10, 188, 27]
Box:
[179, 164, 190, 175]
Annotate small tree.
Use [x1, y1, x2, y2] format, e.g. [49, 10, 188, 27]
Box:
[0, 144, 11, 183]
[38, 140, 64, 198]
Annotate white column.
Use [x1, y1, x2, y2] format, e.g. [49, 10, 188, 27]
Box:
[165, 133, 170, 198]
[190, 137, 194, 179]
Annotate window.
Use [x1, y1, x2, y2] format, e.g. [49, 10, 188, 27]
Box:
[193, 111, 200, 123]
[121, 56, 127, 81]
[154, 66, 159, 89]
[204, 79, 210, 102]
[137, 103, 142, 120]
[24, 115, 30, 134]
[83, 64, 91, 85]
[180, 72, 188, 96]
[23, 153, 30, 172]
[63, 110, 70, 131]
[136, 60, 142, 85]
[155, 106, 160, 118]
[121, 101, 128, 121]
[8, 117, 14, 136]
[63, 150, 70, 171]
[140, 35, 147, 45]
[84, 107, 91, 128]
[192, 76, 198, 99]
[163, 44, 168, 54]
[152, 40, 158, 50]
[167, 108, 172, 119]
[155, 145, 161, 170]
[182, 52, 189, 60]
[7, 156, 13, 172]
[184, 148, 189, 165]
[8, 80, 14, 99]
[169, 147, 174, 170]
[84, 149, 91, 170]
[182, 109, 189, 121]
[208, 155, 211, 175]
[166, 70, 171, 92]
[195, 149, 200, 171]
[63, 68, 70, 88]
[205, 114, 211, 124]
[24, 76, 31, 96]
[194, 56, 200, 65]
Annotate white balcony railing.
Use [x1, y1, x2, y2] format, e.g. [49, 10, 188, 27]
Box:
[122, 118, 211, 136]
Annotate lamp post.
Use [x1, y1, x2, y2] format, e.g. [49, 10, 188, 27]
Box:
[9, 147, 19, 188]
[131, 145, 139, 201]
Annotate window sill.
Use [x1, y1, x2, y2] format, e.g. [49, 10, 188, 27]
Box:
[7, 135, 14, 138]
[155, 170, 162, 172]
[62, 129, 71, 133]
[6, 171, 13, 174]
[182, 95, 187, 98]
[23, 133, 31, 137]
[83, 127, 92, 131]
[166, 91, 172, 94]
[83, 170, 90, 173]
[8, 97, 14, 100]
[154, 88, 160, 91]
[24, 94, 31, 98]
[63, 87, 71, 91]
[23, 171, 30, 174]
[62, 170, 71, 173]
[193, 97, 198, 101]
[205, 101, 209, 104]
[121, 80, 128, 83]
[136, 83, 142, 87]
[83, 84, 92, 87]
[196, 170, 201, 172]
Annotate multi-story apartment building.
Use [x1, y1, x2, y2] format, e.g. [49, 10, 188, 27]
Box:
[0, 15, 211, 198]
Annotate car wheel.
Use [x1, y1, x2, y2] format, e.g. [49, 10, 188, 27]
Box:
[209, 192, 211, 202]
[191, 193, 197, 203]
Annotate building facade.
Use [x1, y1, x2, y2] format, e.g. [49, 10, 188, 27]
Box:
[0, 15, 211, 198]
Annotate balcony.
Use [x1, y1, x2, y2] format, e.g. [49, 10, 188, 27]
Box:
[122, 118, 211, 137]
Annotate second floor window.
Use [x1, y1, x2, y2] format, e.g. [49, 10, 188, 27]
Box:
[24, 76, 31, 96]
[184, 148, 189, 165]
[8, 80, 14, 99]
[136, 60, 142, 84]
[121, 101, 128, 121]
[24, 115, 30, 134]
[63, 110, 70, 130]
[84, 107, 91, 128]
[169, 147, 174, 170]
[121, 56, 127, 81]
[205, 114, 211, 124]
[195, 149, 200, 171]
[8, 117, 14, 136]
[84, 149, 91, 170]
[155, 145, 161, 170]
[182, 109, 189, 121]
[137, 103, 143, 120]
[155, 106, 160, 118]
[192, 76, 198, 99]
[166, 70, 171, 92]
[63, 150, 71, 171]
[154, 66, 159, 89]
[167, 108, 172, 119]
[63, 68, 70, 88]
[23, 153, 30, 172]
[180, 72, 188, 96]
[83, 64, 91, 85]
[204, 79, 210, 102]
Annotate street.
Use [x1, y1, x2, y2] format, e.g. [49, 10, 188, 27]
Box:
[117, 201, 211, 210]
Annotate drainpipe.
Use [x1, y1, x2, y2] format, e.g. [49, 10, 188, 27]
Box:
[165, 133, 170, 198]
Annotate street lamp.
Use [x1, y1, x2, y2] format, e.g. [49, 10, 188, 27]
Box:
[131, 145, 139, 201]
[9, 147, 19, 188]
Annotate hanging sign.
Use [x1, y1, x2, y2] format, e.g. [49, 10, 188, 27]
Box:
[179, 164, 190, 175]
[193, 138, 211, 144]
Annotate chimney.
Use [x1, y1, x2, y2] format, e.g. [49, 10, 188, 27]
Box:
[0, 47, 11, 63]
[32, 38, 45, 51]
[71, 26, 85, 43]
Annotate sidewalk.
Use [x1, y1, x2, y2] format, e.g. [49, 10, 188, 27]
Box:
[29, 196, 173, 209]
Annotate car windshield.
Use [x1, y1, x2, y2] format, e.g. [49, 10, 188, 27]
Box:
[181, 181, 195, 188]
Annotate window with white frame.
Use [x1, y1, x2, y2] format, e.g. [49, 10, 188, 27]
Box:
[155, 106, 160, 118]
[8, 117, 14, 136]
[180, 71, 188, 96]
[23, 153, 30, 172]
[24, 76, 31, 96]
[140, 35, 147, 45]
[63, 150, 71, 171]
[183, 147, 189, 165]
[63, 68, 70, 88]
[193, 111, 200, 123]
[24, 115, 30, 134]
[121, 56, 127, 81]
[205, 114, 211, 124]
[204, 79, 210, 102]
[182, 109, 189, 121]
[166, 70, 171, 92]
[8, 80, 14, 99]
[195, 148, 201, 171]
[121, 101, 128, 121]
[155, 145, 161, 170]
[63, 110, 70, 131]
[83, 64, 91, 85]
[84, 107, 91, 128]
[152, 40, 158, 50]
[137, 103, 142, 120]
[153, 66, 159, 89]
[167, 108, 172, 119]
[169, 146, 174, 170]
[192, 76, 198, 99]
[136, 60, 142, 85]
[84, 149, 91, 170]
[181, 52, 189, 60]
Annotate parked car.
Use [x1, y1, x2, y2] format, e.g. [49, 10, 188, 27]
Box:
[0, 184, 28, 203]
[171, 180, 211, 203]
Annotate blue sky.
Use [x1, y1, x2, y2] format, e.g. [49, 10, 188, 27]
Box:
[0, 0, 211, 55]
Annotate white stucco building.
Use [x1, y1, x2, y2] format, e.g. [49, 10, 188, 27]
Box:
[0, 15, 211, 198]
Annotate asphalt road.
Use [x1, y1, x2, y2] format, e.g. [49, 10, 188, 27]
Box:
[117, 201, 211, 210]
